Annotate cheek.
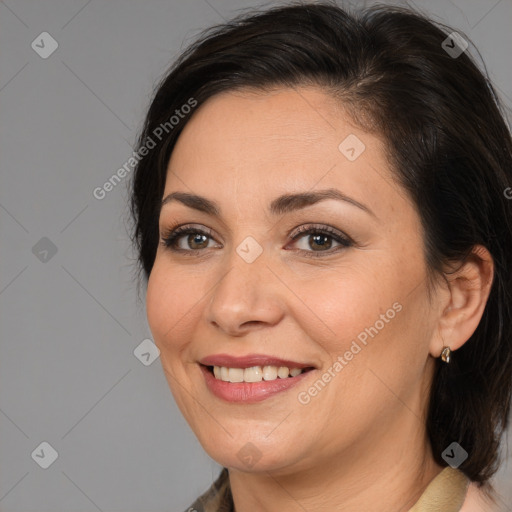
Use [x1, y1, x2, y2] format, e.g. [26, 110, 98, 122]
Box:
[303, 268, 393, 344]
[146, 262, 200, 351]
[319, 277, 430, 413]
[299, 261, 418, 385]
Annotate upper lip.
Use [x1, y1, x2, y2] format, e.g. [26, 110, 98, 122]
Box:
[199, 353, 316, 369]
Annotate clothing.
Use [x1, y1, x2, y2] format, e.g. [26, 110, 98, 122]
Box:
[183, 466, 471, 512]
[184, 468, 232, 512]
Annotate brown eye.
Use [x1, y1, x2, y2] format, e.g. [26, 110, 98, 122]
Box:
[184, 233, 209, 250]
[288, 224, 352, 258]
[160, 225, 219, 254]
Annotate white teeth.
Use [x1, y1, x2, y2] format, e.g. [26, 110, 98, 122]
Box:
[212, 365, 306, 382]
[262, 365, 278, 381]
[277, 366, 290, 379]
[244, 366, 263, 382]
[228, 368, 244, 383]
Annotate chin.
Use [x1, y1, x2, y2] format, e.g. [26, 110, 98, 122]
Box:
[198, 432, 307, 474]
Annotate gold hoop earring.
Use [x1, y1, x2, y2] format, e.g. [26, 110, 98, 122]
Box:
[440, 346, 452, 363]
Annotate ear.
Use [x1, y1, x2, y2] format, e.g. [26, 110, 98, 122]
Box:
[429, 245, 494, 358]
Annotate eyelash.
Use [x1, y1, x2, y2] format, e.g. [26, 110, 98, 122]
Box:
[159, 223, 353, 258]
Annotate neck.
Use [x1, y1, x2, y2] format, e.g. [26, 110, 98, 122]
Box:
[229, 416, 444, 512]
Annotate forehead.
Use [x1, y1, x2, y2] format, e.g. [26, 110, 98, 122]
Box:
[170, 86, 351, 166]
[163, 86, 407, 221]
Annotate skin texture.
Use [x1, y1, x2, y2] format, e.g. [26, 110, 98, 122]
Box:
[461, 482, 501, 511]
[146, 86, 494, 511]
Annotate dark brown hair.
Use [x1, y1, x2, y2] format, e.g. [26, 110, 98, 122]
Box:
[129, 0, 512, 498]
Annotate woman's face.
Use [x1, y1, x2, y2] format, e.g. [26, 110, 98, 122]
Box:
[146, 86, 441, 474]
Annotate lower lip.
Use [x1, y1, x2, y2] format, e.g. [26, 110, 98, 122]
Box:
[200, 365, 314, 403]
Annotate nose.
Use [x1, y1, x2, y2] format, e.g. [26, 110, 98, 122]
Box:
[205, 253, 285, 337]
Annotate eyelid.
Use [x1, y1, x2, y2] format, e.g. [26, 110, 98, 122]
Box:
[160, 222, 351, 241]
[160, 222, 354, 257]
[288, 223, 353, 243]
[160, 224, 220, 249]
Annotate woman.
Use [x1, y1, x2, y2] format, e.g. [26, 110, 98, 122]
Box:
[129, 2, 512, 510]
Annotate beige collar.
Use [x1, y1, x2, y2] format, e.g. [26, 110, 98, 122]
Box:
[185, 466, 470, 512]
[408, 467, 470, 512]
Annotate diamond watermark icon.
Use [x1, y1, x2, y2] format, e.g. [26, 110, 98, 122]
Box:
[441, 32, 468, 59]
[237, 442, 263, 468]
[441, 442, 468, 468]
[236, 236, 263, 263]
[134, 338, 160, 366]
[338, 134, 365, 161]
[31, 32, 59, 59]
[32, 237, 58, 263]
[31, 441, 58, 469]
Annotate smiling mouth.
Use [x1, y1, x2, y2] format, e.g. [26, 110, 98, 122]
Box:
[203, 364, 315, 383]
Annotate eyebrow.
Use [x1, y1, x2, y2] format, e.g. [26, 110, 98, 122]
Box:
[160, 188, 375, 218]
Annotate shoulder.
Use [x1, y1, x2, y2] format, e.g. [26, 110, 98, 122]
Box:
[182, 468, 232, 512]
[459, 481, 504, 512]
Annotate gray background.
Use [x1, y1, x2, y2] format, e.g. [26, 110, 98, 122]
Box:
[1, 0, 511, 510]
